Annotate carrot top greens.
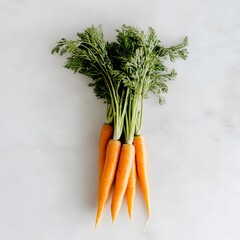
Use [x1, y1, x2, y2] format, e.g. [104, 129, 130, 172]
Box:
[51, 26, 130, 140]
[107, 25, 188, 142]
[51, 25, 188, 143]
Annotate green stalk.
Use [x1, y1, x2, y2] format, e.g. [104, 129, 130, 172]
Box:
[113, 88, 130, 140]
[105, 100, 113, 124]
[124, 92, 141, 144]
[135, 94, 144, 136]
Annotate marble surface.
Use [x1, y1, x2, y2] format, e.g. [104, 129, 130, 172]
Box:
[0, 0, 240, 239]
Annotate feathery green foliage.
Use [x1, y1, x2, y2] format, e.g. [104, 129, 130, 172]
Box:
[106, 25, 188, 139]
[52, 26, 130, 139]
[52, 24, 188, 141]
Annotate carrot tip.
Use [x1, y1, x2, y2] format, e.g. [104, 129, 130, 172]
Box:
[95, 220, 99, 229]
[95, 213, 101, 229]
[112, 218, 116, 225]
[127, 209, 133, 223]
[111, 213, 116, 223]
[129, 215, 133, 224]
[147, 206, 151, 218]
[144, 217, 150, 231]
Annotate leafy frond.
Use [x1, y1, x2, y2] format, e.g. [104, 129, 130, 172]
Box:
[52, 26, 114, 101]
[52, 24, 188, 137]
[158, 37, 189, 61]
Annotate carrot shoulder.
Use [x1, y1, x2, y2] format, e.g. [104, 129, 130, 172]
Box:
[95, 139, 121, 228]
[98, 124, 113, 183]
[125, 158, 137, 222]
[111, 144, 135, 223]
[134, 135, 150, 216]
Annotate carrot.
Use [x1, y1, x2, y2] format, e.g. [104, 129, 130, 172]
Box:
[95, 139, 121, 228]
[125, 158, 137, 222]
[98, 124, 113, 183]
[52, 25, 188, 227]
[111, 144, 135, 223]
[134, 135, 150, 216]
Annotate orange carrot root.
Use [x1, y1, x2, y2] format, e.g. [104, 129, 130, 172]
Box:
[126, 158, 137, 222]
[134, 135, 150, 217]
[98, 124, 113, 183]
[111, 144, 135, 223]
[95, 139, 121, 228]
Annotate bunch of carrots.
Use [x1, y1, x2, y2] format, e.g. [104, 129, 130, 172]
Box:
[52, 25, 188, 227]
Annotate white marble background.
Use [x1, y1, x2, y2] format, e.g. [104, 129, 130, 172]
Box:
[0, 0, 240, 239]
